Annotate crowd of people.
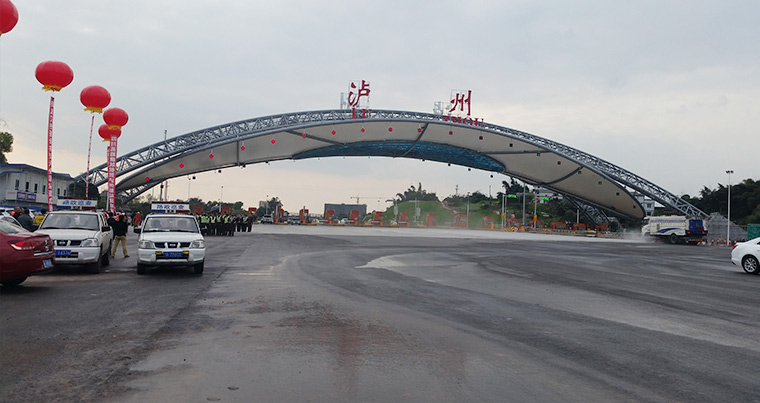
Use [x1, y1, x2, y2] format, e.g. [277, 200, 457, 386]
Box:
[196, 212, 255, 236]
[8, 206, 43, 232]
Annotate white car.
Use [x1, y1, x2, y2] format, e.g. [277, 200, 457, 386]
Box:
[135, 213, 205, 275]
[731, 237, 760, 274]
[36, 211, 113, 273]
[0, 211, 21, 226]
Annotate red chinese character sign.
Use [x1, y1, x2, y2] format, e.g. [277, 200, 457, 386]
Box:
[449, 89, 472, 116]
[0, 0, 19, 36]
[439, 89, 482, 129]
[35, 60, 74, 212]
[348, 80, 371, 118]
[80, 85, 111, 199]
[102, 107, 128, 213]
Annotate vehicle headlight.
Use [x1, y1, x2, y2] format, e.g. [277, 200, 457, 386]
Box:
[80, 238, 99, 247]
[139, 240, 156, 249]
[190, 239, 205, 248]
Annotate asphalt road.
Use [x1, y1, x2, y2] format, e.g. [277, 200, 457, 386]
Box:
[1, 226, 758, 402]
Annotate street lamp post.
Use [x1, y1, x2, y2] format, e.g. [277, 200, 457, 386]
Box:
[386, 199, 397, 223]
[501, 193, 506, 229]
[466, 192, 470, 229]
[187, 175, 195, 199]
[533, 191, 538, 229]
[726, 170, 733, 245]
[521, 184, 527, 229]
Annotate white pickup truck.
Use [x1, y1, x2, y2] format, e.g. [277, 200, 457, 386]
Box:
[36, 211, 113, 273]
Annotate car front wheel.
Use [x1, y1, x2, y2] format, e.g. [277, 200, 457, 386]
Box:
[137, 263, 147, 275]
[742, 256, 760, 274]
[88, 255, 103, 274]
[193, 261, 204, 274]
[1, 277, 27, 287]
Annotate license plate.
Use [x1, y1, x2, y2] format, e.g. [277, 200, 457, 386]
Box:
[163, 251, 183, 258]
[43, 259, 53, 268]
[55, 250, 71, 257]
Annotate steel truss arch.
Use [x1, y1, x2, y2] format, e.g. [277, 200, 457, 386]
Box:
[76, 109, 706, 220]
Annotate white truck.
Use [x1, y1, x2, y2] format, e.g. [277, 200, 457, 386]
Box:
[641, 215, 707, 245]
[36, 211, 114, 273]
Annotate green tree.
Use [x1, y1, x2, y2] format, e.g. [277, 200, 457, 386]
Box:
[67, 180, 100, 200]
[396, 183, 438, 202]
[682, 178, 760, 225]
[126, 196, 152, 216]
[0, 131, 13, 163]
[501, 178, 523, 195]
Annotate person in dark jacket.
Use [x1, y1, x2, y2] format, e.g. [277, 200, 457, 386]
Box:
[111, 214, 130, 258]
[107, 212, 117, 240]
[17, 208, 34, 231]
[246, 214, 254, 232]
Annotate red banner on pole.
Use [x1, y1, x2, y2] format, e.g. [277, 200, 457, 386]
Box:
[107, 135, 118, 212]
[46, 96, 54, 212]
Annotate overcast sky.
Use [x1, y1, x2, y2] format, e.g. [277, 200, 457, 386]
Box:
[1, 0, 758, 213]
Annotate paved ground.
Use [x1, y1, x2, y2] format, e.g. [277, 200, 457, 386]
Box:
[1, 226, 758, 402]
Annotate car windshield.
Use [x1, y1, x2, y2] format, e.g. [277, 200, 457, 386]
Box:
[142, 217, 199, 233]
[39, 214, 100, 230]
[0, 219, 28, 234]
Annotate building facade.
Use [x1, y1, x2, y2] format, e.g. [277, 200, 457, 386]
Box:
[324, 203, 367, 219]
[0, 163, 75, 212]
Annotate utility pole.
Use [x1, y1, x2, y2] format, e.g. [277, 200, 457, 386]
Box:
[501, 193, 506, 229]
[466, 192, 470, 229]
[726, 169, 733, 245]
[533, 190, 538, 229]
[521, 184, 527, 228]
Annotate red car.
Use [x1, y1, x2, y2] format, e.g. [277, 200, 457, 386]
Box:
[0, 220, 55, 287]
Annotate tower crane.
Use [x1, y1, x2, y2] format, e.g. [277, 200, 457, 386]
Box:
[351, 196, 389, 204]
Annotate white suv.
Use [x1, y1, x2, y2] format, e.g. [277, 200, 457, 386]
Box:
[36, 211, 113, 273]
[135, 213, 206, 274]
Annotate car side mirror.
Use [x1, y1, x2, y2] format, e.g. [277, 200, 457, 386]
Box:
[102, 226, 112, 232]
[134, 228, 141, 234]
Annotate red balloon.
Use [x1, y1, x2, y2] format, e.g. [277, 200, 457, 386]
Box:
[80, 85, 111, 114]
[35, 61, 74, 92]
[98, 124, 121, 140]
[0, 0, 19, 36]
[103, 107, 128, 129]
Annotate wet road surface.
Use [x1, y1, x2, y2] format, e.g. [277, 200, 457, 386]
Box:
[1, 226, 758, 402]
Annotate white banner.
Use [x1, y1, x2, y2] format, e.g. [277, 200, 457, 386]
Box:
[57, 199, 97, 208]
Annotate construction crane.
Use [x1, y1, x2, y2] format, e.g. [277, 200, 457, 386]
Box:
[351, 196, 390, 204]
